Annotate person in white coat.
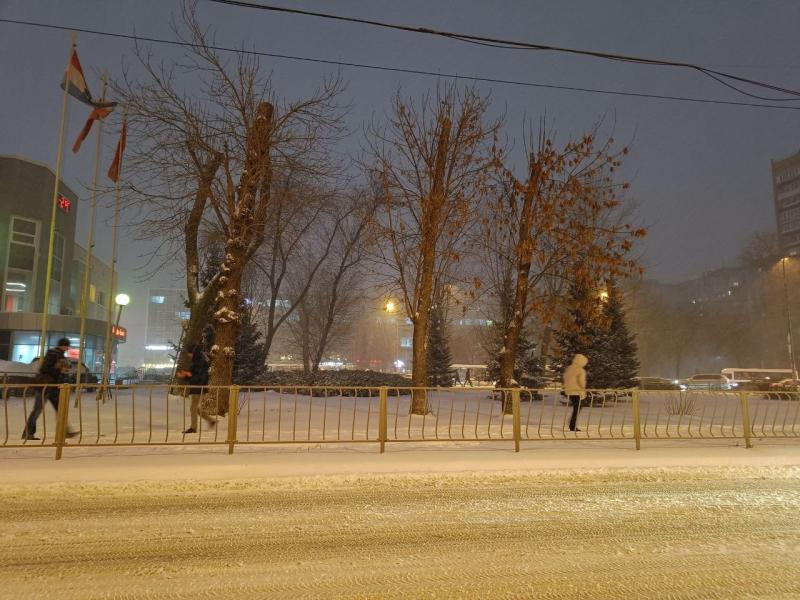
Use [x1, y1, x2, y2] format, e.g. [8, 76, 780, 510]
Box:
[562, 353, 588, 432]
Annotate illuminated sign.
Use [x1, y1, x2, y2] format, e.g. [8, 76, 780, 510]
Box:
[57, 193, 71, 214]
[112, 325, 127, 342]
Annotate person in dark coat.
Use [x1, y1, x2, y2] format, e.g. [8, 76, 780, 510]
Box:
[182, 344, 214, 434]
[22, 337, 78, 440]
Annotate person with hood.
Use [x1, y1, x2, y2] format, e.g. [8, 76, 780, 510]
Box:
[179, 344, 214, 434]
[22, 337, 79, 440]
[563, 353, 588, 432]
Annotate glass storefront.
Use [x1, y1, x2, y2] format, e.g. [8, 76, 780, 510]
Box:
[5, 330, 107, 373]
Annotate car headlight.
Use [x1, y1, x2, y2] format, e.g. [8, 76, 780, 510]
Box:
[730, 382, 738, 387]
[679, 384, 687, 390]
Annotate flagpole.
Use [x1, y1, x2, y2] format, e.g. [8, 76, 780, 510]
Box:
[39, 31, 76, 358]
[99, 105, 127, 401]
[75, 73, 107, 407]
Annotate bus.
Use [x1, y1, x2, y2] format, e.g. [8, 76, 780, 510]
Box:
[720, 368, 793, 389]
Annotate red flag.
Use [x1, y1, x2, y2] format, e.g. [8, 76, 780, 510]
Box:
[72, 106, 113, 153]
[107, 121, 127, 182]
[61, 49, 117, 109]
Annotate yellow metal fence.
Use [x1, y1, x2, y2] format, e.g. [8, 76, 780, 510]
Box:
[2, 383, 798, 459]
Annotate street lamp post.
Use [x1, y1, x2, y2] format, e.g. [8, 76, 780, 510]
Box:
[383, 300, 401, 372]
[98, 293, 130, 399]
[781, 258, 798, 380]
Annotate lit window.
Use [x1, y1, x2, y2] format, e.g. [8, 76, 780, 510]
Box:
[151, 295, 165, 304]
[4, 216, 39, 312]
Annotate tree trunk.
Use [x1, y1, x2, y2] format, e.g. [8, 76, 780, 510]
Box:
[498, 158, 538, 413]
[208, 102, 274, 412]
[409, 115, 451, 415]
[173, 149, 222, 382]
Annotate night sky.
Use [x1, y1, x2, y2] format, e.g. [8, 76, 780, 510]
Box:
[2, 0, 799, 364]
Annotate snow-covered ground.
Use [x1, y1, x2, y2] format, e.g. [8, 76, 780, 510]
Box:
[3, 386, 798, 449]
[2, 400, 799, 599]
[1, 461, 799, 599]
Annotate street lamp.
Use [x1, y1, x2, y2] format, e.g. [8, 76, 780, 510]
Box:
[383, 300, 401, 372]
[98, 293, 130, 398]
[780, 259, 798, 380]
[114, 293, 130, 329]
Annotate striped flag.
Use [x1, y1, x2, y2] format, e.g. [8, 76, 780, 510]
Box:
[72, 106, 114, 153]
[60, 48, 117, 109]
[107, 121, 127, 182]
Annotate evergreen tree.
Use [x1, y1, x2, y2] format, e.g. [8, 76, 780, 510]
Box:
[196, 246, 266, 384]
[426, 304, 453, 386]
[554, 276, 602, 385]
[592, 282, 640, 388]
[555, 278, 639, 389]
[232, 299, 267, 385]
[483, 275, 544, 387]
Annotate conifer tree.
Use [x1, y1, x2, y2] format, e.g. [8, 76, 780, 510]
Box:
[592, 282, 639, 389]
[232, 299, 267, 385]
[426, 304, 453, 387]
[555, 278, 639, 389]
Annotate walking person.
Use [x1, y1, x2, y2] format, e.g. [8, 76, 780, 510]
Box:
[181, 344, 215, 434]
[563, 353, 588, 432]
[464, 368, 473, 387]
[22, 337, 78, 440]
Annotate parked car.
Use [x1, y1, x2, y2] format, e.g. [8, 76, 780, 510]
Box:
[65, 359, 99, 385]
[29, 357, 99, 385]
[680, 374, 731, 391]
[0, 359, 39, 396]
[765, 378, 800, 399]
[636, 377, 680, 391]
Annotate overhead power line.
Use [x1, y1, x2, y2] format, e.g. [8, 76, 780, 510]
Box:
[1, 17, 800, 112]
[206, 0, 800, 102]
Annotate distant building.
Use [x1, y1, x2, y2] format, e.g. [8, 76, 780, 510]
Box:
[772, 149, 800, 257]
[144, 288, 187, 367]
[0, 155, 123, 371]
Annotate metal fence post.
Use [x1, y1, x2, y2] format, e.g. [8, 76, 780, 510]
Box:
[632, 389, 642, 450]
[511, 389, 521, 452]
[54, 384, 70, 460]
[739, 391, 753, 449]
[379, 386, 388, 454]
[227, 385, 239, 455]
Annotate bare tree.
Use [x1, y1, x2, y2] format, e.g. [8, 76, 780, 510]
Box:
[739, 230, 779, 268]
[368, 85, 499, 413]
[113, 1, 345, 399]
[249, 172, 344, 362]
[488, 124, 645, 394]
[287, 191, 376, 372]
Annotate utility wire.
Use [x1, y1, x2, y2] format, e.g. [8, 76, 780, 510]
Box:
[2, 17, 800, 112]
[206, 0, 800, 102]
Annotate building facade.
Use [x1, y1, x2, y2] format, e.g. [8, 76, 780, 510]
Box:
[144, 288, 187, 367]
[772, 149, 800, 257]
[0, 155, 122, 371]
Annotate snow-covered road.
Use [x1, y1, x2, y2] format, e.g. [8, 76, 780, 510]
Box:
[2, 466, 799, 599]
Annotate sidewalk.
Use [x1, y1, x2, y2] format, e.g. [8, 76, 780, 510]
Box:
[1, 439, 799, 484]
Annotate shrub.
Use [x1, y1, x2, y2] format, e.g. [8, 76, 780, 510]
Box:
[252, 370, 413, 396]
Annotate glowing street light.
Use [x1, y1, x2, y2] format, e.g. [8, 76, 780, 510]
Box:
[599, 291, 609, 302]
[383, 300, 401, 372]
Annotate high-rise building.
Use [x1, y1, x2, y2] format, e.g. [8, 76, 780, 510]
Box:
[772, 149, 800, 257]
[144, 288, 188, 366]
